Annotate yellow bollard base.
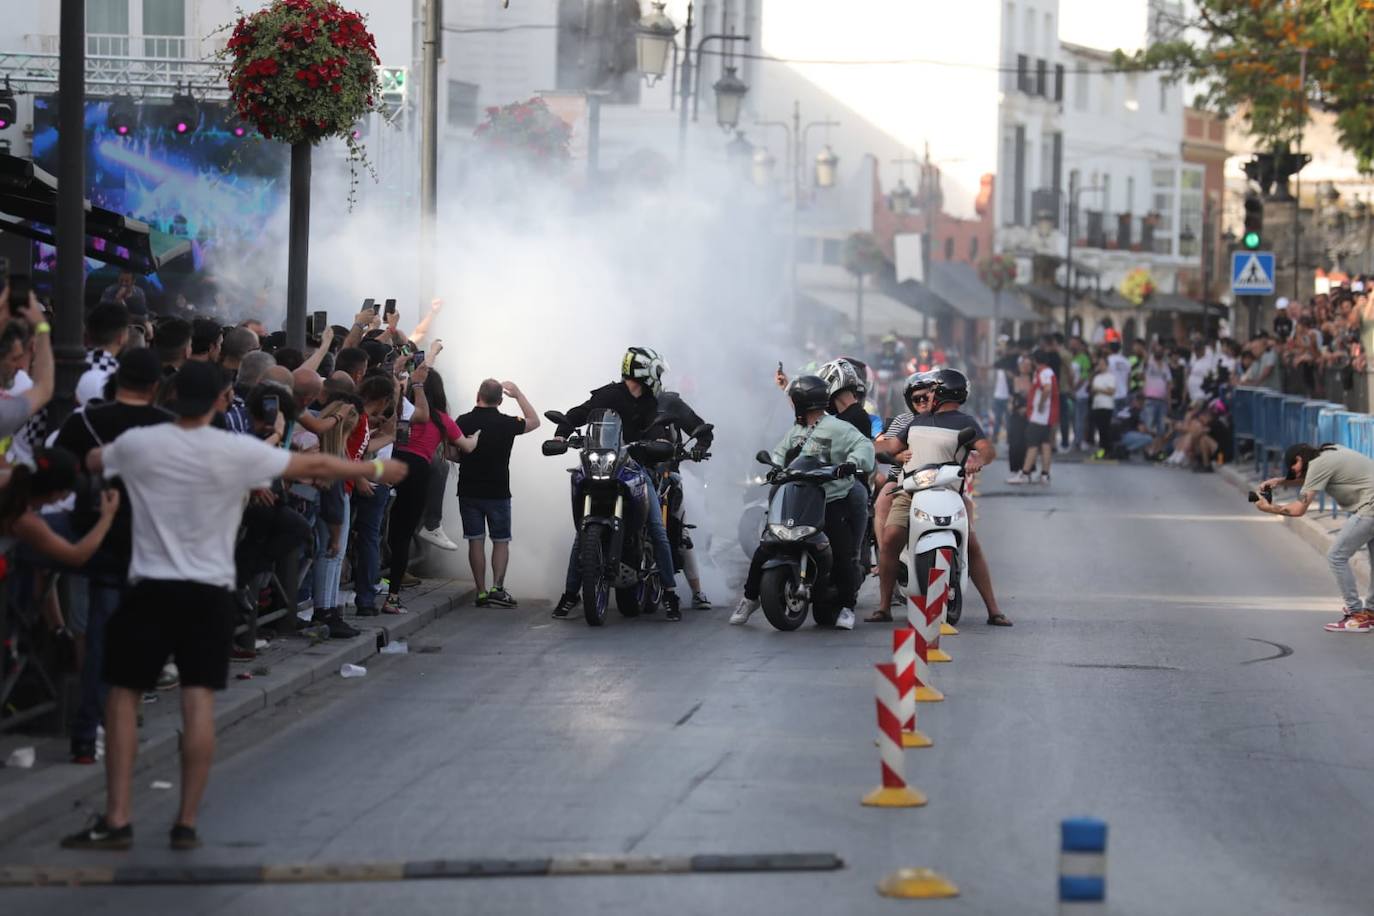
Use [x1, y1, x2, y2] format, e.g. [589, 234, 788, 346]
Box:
[877, 868, 960, 899]
[940, 622, 958, 636]
[901, 729, 933, 748]
[861, 786, 928, 808]
[928, 648, 952, 663]
[915, 685, 945, 702]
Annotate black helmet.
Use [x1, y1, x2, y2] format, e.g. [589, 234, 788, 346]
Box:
[787, 375, 829, 417]
[903, 370, 937, 408]
[930, 367, 969, 406]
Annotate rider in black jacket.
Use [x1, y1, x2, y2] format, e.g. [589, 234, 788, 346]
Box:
[649, 390, 713, 610]
[552, 348, 685, 620]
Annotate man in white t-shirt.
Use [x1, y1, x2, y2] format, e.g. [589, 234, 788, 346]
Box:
[1106, 341, 1132, 409]
[62, 361, 409, 853]
[1009, 349, 1057, 485]
[1186, 339, 1218, 403]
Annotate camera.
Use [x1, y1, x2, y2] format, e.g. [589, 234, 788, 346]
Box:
[1247, 486, 1274, 503]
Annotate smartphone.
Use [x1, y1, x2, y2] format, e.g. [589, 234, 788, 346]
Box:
[313, 310, 327, 335]
[408, 350, 426, 372]
[362, 297, 376, 313]
[262, 395, 279, 427]
[383, 298, 397, 320]
[8, 273, 30, 312]
[395, 418, 410, 446]
[305, 314, 316, 337]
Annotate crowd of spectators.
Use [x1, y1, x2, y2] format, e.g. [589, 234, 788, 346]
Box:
[0, 282, 534, 850]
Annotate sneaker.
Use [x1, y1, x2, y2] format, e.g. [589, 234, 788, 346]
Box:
[382, 593, 407, 615]
[355, 605, 380, 617]
[416, 527, 460, 551]
[230, 646, 256, 662]
[1038, 473, 1051, 487]
[169, 823, 201, 851]
[664, 591, 682, 621]
[691, 592, 712, 610]
[401, 572, 422, 588]
[1325, 611, 1374, 633]
[553, 592, 580, 618]
[1007, 471, 1029, 485]
[485, 587, 518, 608]
[729, 598, 759, 625]
[319, 611, 360, 640]
[475, 590, 491, 608]
[70, 739, 97, 765]
[836, 607, 856, 630]
[156, 663, 179, 690]
[60, 816, 132, 851]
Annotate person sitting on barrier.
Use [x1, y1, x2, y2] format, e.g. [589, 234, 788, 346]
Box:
[1254, 442, 1374, 634]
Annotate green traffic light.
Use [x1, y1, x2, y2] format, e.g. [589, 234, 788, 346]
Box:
[1243, 231, 1261, 249]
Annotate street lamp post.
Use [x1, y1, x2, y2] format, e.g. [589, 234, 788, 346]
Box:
[635, 2, 752, 163]
[1063, 181, 1105, 334]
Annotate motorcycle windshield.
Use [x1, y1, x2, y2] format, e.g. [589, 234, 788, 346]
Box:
[585, 410, 624, 451]
[767, 480, 827, 529]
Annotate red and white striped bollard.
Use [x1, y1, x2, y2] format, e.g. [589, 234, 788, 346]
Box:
[861, 662, 928, 808]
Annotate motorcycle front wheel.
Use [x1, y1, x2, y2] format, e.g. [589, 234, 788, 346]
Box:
[760, 567, 808, 631]
[614, 540, 657, 617]
[580, 523, 611, 627]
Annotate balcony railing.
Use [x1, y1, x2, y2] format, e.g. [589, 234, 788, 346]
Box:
[30, 32, 219, 61]
[1078, 211, 1175, 256]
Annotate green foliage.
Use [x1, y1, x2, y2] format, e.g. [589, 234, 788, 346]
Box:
[842, 232, 886, 277]
[1117, 1, 1374, 171]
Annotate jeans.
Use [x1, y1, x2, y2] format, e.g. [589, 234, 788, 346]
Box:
[1059, 394, 1074, 448]
[423, 452, 449, 532]
[352, 482, 392, 610]
[312, 496, 350, 611]
[563, 465, 677, 594]
[845, 479, 870, 585]
[1327, 514, 1374, 613]
[1118, 430, 1153, 455]
[992, 398, 1009, 443]
[72, 579, 123, 744]
[1074, 393, 1091, 447]
[1142, 397, 1167, 435]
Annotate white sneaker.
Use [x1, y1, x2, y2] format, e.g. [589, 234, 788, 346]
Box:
[1038, 473, 1051, 486]
[729, 598, 759, 625]
[1007, 471, 1029, 485]
[416, 527, 460, 551]
[836, 608, 856, 630]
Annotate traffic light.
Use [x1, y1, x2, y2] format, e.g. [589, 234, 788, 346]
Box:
[1243, 193, 1263, 249]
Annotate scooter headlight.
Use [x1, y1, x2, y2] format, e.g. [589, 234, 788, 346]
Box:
[912, 508, 934, 524]
[769, 523, 818, 541]
[585, 450, 618, 479]
[909, 467, 939, 491]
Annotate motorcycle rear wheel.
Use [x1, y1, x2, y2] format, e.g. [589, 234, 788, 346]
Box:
[760, 567, 808, 631]
[580, 524, 611, 627]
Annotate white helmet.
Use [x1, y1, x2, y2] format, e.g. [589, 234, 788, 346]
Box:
[621, 347, 667, 395]
[818, 358, 865, 401]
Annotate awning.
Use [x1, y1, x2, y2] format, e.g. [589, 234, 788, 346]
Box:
[0, 153, 190, 274]
[1099, 289, 1206, 314]
[927, 261, 1041, 321]
[797, 262, 930, 338]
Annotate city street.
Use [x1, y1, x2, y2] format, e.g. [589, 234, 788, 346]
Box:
[4, 462, 1373, 915]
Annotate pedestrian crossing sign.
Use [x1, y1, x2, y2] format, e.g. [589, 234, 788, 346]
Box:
[1231, 251, 1275, 295]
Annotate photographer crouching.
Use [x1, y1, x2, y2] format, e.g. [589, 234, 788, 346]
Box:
[1253, 442, 1374, 633]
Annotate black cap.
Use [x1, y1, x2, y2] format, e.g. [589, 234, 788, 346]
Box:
[166, 361, 227, 418]
[115, 347, 161, 389]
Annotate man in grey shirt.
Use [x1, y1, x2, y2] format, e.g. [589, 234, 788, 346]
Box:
[1256, 443, 1374, 632]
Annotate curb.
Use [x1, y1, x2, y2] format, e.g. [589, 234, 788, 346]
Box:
[0, 584, 473, 844]
[1217, 465, 1366, 580]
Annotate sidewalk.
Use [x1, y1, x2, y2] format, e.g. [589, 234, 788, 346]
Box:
[0, 577, 474, 844]
[1217, 463, 1368, 581]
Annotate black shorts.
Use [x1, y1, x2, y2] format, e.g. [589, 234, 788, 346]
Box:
[1025, 421, 1054, 447]
[104, 580, 236, 692]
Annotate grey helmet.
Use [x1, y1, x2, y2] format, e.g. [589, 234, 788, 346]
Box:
[818, 358, 866, 403]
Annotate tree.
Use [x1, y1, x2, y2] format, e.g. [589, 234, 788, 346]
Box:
[1116, 1, 1374, 171]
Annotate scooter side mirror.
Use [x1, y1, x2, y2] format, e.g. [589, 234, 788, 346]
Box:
[541, 440, 569, 457]
[957, 426, 978, 447]
[544, 410, 568, 425]
[755, 449, 779, 468]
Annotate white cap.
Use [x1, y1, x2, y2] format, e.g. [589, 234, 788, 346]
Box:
[1275, 297, 1289, 310]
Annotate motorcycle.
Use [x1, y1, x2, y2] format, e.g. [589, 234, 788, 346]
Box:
[647, 425, 713, 580]
[900, 426, 977, 627]
[542, 409, 674, 627]
[751, 449, 857, 630]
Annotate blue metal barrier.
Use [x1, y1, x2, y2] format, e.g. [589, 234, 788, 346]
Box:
[1232, 387, 1256, 445]
[1256, 391, 1287, 477]
[1350, 416, 1374, 460]
[1282, 397, 1309, 452]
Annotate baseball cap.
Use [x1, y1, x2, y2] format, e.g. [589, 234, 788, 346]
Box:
[165, 360, 228, 418]
[1275, 297, 1289, 310]
[115, 347, 161, 389]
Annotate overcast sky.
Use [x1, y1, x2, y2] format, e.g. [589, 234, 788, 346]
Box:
[1059, 0, 1150, 53]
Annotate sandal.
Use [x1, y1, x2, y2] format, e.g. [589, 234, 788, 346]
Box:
[864, 610, 894, 623]
[987, 614, 1013, 627]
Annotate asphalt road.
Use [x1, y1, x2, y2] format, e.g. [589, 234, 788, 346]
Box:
[4, 461, 1373, 915]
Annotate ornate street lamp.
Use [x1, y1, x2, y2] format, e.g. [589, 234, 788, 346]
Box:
[889, 179, 914, 215]
[752, 146, 776, 188]
[635, 2, 677, 86]
[712, 65, 749, 130]
[815, 145, 839, 189]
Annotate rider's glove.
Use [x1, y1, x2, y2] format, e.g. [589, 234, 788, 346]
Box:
[835, 462, 857, 479]
[690, 446, 708, 462]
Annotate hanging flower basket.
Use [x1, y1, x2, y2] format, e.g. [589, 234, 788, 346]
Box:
[977, 254, 1017, 292]
[224, 0, 381, 146]
[1119, 267, 1157, 306]
[473, 97, 573, 168]
[843, 231, 886, 277]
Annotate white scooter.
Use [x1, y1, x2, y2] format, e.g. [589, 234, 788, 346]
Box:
[899, 427, 976, 627]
